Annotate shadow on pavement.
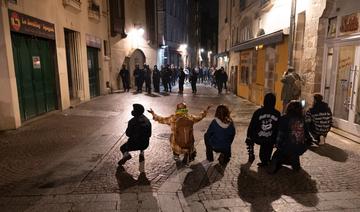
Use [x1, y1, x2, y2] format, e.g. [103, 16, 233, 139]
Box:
[145, 93, 161, 98]
[182, 162, 226, 197]
[308, 143, 348, 162]
[159, 92, 170, 96]
[116, 161, 159, 210]
[132, 91, 142, 95]
[115, 162, 151, 191]
[238, 163, 318, 211]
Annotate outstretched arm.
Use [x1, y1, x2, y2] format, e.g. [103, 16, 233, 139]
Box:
[190, 105, 211, 123]
[147, 108, 172, 125]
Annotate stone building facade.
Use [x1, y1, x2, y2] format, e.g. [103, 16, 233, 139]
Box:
[318, 0, 360, 138]
[156, 0, 188, 67]
[0, 0, 110, 130]
[109, 0, 158, 90]
[218, 0, 326, 109]
[218, 0, 360, 138]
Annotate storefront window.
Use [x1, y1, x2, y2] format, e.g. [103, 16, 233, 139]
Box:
[356, 81, 360, 125]
[333, 46, 355, 120]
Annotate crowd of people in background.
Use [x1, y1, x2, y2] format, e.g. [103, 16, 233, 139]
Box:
[118, 64, 334, 174]
[118, 64, 229, 95]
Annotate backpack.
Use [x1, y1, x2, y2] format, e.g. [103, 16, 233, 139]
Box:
[174, 116, 194, 151]
[292, 73, 302, 99]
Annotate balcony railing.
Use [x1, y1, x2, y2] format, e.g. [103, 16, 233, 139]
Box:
[63, 0, 81, 12]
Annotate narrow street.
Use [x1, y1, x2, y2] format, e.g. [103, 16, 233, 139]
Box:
[0, 84, 359, 211]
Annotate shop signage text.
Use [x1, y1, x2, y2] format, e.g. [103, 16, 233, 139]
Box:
[9, 10, 55, 40]
[340, 13, 359, 35]
[86, 34, 102, 49]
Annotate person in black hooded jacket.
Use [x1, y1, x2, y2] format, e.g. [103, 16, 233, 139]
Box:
[245, 93, 281, 166]
[269, 101, 310, 173]
[118, 104, 152, 165]
[305, 94, 332, 145]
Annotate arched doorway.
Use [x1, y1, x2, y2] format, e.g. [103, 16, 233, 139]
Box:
[128, 49, 146, 88]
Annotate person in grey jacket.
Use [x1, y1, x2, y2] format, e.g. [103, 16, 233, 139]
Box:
[281, 67, 302, 112]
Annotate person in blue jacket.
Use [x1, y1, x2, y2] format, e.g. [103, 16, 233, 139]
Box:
[204, 104, 236, 165]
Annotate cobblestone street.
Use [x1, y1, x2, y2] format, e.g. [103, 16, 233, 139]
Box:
[0, 84, 360, 212]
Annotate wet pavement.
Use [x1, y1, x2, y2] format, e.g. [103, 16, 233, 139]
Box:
[0, 83, 360, 211]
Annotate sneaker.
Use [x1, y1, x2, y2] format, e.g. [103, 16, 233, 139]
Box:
[118, 154, 132, 165]
[319, 136, 325, 145]
[173, 154, 180, 161]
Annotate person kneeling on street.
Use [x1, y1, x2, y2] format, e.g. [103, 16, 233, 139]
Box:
[204, 105, 236, 165]
[148, 103, 210, 164]
[118, 104, 152, 166]
[305, 94, 332, 145]
[269, 101, 310, 173]
[245, 93, 281, 167]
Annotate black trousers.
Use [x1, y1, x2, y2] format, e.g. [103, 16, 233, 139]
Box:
[120, 141, 148, 153]
[205, 140, 231, 161]
[270, 149, 300, 173]
[153, 80, 160, 92]
[191, 82, 197, 93]
[179, 80, 184, 92]
[163, 80, 168, 91]
[121, 77, 130, 91]
[167, 82, 172, 92]
[136, 79, 143, 92]
[145, 81, 151, 93]
[217, 82, 223, 93]
[259, 143, 273, 164]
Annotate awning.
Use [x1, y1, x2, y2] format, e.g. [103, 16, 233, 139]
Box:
[230, 30, 285, 52]
[214, 51, 229, 58]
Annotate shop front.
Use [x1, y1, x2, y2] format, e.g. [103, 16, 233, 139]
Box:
[231, 30, 286, 110]
[9, 10, 58, 121]
[323, 12, 360, 137]
[86, 34, 102, 98]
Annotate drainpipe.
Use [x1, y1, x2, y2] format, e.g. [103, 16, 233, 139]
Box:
[106, 0, 113, 91]
[288, 0, 296, 67]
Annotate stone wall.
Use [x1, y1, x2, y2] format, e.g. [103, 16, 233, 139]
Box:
[298, 0, 328, 104]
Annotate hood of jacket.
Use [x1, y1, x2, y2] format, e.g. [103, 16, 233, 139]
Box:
[215, 118, 231, 128]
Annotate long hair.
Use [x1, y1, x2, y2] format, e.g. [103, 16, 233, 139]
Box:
[215, 104, 232, 124]
[286, 100, 303, 118]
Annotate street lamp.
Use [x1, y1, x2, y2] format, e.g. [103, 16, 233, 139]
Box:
[128, 27, 145, 48]
[178, 44, 188, 51]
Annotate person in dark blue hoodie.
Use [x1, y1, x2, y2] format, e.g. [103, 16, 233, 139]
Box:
[245, 93, 281, 166]
[204, 104, 236, 165]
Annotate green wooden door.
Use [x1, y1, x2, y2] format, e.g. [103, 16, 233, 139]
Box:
[11, 33, 58, 121]
[87, 47, 100, 98]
